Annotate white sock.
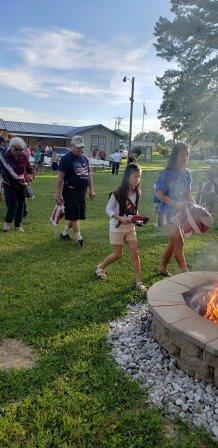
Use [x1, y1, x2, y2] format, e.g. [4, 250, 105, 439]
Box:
[75, 231, 82, 241]
[62, 226, 70, 236]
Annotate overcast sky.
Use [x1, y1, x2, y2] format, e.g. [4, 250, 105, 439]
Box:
[0, 0, 173, 136]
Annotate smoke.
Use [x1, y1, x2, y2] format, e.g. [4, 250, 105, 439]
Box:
[191, 241, 218, 272]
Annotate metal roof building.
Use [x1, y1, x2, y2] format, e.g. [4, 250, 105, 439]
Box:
[0, 120, 110, 138]
[0, 119, 120, 155]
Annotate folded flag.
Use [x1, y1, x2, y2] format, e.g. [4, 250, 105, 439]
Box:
[129, 214, 149, 227]
[0, 153, 28, 185]
[171, 204, 213, 236]
[50, 203, 65, 226]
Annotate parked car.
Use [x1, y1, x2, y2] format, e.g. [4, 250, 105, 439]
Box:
[29, 154, 52, 166]
[204, 156, 218, 165]
[29, 147, 70, 166]
[52, 147, 70, 158]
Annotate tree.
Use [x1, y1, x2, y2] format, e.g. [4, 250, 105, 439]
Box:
[133, 132, 147, 141]
[157, 143, 170, 156]
[116, 130, 129, 142]
[134, 131, 165, 148]
[132, 147, 142, 157]
[154, 0, 218, 144]
[165, 139, 174, 149]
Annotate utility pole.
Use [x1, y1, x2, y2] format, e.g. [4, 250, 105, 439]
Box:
[115, 116, 124, 131]
[123, 76, 135, 163]
[128, 77, 135, 161]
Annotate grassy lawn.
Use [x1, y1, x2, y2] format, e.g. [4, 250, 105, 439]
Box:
[0, 161, 217, 447]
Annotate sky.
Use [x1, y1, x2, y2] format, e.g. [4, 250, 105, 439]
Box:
[0, 0, 173, 137]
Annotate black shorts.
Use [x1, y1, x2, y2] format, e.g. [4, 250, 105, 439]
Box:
[51, 162, 59, 171]
[63, 187, 86, 221]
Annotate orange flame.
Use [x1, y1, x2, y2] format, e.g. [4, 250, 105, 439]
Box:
[203, 284, 218, 324]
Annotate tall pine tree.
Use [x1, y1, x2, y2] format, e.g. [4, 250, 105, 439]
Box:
[154, 0, 218, 144]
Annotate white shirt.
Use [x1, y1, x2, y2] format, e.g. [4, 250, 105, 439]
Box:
[106, 192, 136, 231]
[112, 152, 121, 163]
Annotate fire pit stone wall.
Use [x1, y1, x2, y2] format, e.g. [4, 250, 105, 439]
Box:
[147, 272, 218, 387]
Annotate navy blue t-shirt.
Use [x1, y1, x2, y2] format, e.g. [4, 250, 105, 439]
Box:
[58, 152, 90, 190]
[156, 168, 192, 213]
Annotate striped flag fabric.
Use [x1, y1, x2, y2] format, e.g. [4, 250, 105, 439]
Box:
[50, 203, 65, 226]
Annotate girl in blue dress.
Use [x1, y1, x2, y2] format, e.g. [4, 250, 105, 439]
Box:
[156, 143, 196, 276]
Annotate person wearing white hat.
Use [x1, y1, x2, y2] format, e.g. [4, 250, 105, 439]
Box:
[0, 136, 7, 202]
[0, 136, 34, 232]
[55, 135, 95, 247]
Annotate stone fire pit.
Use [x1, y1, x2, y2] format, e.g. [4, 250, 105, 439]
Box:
[147, 271, 218, 387]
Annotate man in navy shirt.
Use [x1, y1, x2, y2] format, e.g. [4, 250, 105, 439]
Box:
[55, 135, 95, 246]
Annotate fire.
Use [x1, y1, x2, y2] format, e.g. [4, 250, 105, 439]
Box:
[203, 283, 218, 324]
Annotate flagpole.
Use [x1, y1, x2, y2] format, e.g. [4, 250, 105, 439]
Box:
[142, 102, 145, 134]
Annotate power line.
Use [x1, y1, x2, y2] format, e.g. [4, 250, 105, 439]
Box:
[114, 116, 124, 130]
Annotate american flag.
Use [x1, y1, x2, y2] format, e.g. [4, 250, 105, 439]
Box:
[74, 161, 89, 178]
[143, 103, 147, 116]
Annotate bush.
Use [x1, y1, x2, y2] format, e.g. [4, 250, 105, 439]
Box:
[157, 144, 170, 156]
[132, 147, 142, 157]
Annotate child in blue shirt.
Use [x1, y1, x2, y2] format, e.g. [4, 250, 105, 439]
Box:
[156, 143, 195, 276]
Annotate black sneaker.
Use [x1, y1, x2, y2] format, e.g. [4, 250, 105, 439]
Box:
[60, 233, 71, 241]
[78, 239, 84, 248]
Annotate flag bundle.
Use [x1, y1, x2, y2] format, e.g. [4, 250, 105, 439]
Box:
[171, 204, 213, 236]
[50, 203, 65, 226]
[129, 214, 149, 227]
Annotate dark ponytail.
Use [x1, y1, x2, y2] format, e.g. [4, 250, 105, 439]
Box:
[166, 143, 188, 170]
[117, 163, 141, 195]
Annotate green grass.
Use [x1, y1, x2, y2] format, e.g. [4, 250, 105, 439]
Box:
[0, 162, 217, 447]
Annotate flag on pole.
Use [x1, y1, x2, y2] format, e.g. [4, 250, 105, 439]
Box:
[142, 102, 146, 134]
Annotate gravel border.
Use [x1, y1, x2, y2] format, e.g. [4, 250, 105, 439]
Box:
[108, 302, 218, 440]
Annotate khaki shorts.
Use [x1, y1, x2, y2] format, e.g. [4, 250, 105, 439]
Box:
[109, 228, 137, 245]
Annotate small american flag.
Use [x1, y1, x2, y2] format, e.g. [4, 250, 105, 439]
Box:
[50, 203, 65, 226]
[143, 103, 147, 116]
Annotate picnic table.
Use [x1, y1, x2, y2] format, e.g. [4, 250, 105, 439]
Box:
[89, 158, 110, 171]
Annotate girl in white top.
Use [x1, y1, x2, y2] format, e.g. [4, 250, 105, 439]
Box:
[96, 163, 147, 293]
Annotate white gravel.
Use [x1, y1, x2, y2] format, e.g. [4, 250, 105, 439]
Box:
[108, 302, 218, 439]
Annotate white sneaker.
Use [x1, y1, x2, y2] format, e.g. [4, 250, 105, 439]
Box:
[3, 222, 10, 232]
[15, 226, 24, 232]
[136, 282, 147, 294]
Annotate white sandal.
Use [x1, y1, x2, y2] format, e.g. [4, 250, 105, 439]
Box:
[95, 266, 107, 280]
[136, 282, 147, 293]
